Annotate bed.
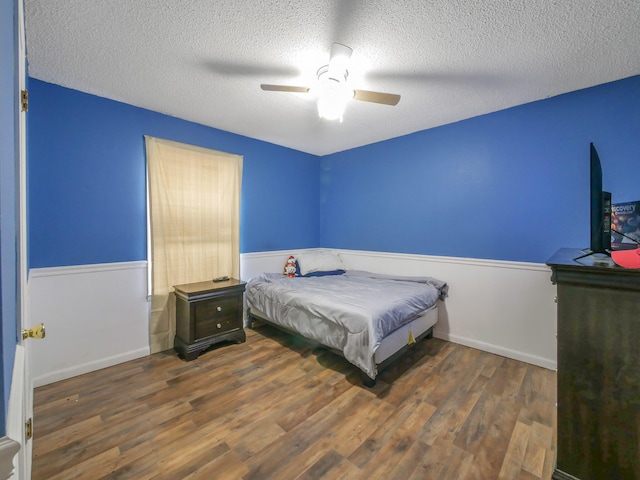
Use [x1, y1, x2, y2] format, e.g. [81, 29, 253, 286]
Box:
[245, 254, 447, 386]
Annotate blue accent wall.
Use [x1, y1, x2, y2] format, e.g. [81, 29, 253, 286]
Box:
[0, 0, 18, 436]
[320, 75, 640, 263]
[28, 79, 321, 268]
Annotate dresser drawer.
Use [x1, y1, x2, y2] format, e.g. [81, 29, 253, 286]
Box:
[194, 295, 241, 339]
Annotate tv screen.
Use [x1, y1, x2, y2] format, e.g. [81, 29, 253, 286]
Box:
[589, 143, 611, 255]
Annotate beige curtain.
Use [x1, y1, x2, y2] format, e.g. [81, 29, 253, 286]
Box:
[145, 136, 242, 354]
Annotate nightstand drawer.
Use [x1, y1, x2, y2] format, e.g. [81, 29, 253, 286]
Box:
[194, 296, 241, 339]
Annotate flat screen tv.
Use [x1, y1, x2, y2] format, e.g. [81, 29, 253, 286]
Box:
[575, 143, 611, 260]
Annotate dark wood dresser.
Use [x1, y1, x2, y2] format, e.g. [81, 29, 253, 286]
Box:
[173, 278, 246, 361]
[547, 249, 640, 480]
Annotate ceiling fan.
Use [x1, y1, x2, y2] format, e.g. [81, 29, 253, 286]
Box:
[260, 43, 401, 122]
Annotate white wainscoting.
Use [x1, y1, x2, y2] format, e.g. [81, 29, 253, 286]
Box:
[28, 261, 150, 387]
[240, 249, 558, 370]
[240, 249, 309, 281]
[26, 250, 557, 387]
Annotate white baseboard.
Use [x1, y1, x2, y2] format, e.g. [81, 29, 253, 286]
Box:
[32, 347, 150, 388]
[433, 331, 556, 370]
[0, 437, 20, 480]
[4, 345, 26, 480]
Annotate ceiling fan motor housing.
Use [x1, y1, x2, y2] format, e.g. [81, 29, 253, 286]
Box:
[317, 65, 348, 84]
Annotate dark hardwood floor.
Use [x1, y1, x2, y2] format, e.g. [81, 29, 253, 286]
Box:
[32, 324, 557, 479]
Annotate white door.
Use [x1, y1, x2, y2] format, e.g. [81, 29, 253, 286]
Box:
[9, 0, 34, 477]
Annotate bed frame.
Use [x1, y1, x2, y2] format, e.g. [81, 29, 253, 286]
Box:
[246, 304, 438, 387]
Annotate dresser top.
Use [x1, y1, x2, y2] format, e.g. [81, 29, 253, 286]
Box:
[546, 248, 618, 269]
[173, 278, 246, 298]
[547, 248, 640, 290]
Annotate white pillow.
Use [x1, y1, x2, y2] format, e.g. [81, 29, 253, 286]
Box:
[296, 251, 345, 276]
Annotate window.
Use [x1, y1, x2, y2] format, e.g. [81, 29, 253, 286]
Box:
[145, 136, 242, 353]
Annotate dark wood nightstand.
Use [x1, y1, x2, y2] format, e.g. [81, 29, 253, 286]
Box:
[173, 278, 246, 361]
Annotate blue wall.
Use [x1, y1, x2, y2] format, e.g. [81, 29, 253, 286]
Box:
[28, 79, 321, 268]
[0, 0, 18, 436]
[320, 76, 640, 263]
[28, 76, 640, 270]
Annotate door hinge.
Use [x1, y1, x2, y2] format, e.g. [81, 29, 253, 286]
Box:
[20, 89, 28, 112]
[25, 418, 33, 440]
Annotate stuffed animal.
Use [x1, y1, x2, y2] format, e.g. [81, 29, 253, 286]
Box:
[283, 255, 297, 278]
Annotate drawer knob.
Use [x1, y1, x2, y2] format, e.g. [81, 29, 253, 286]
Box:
[217, 306, 222, 312]
[217, 323, 222, 329]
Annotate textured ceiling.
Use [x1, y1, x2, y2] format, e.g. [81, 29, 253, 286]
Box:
[24, 0, 640, 156]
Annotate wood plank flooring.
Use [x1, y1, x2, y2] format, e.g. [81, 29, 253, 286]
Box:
[32, 324, 557, 480]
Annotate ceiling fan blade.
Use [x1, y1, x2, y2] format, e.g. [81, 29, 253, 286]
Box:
[260, 84, 310, 93]
[353, 90, 401, 106]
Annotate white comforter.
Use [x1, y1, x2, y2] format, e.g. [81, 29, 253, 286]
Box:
[246, 270, 446, 379]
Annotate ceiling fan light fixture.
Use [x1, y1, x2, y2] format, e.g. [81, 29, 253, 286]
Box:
[317, 94, 345, 122]
[259, 43, 400, 120]
[315, 79, 354, 122]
